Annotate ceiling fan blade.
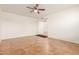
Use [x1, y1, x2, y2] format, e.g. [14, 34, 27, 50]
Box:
[38, 9, 45, 11]
[27, 7, 33, 9]
[30, 10, 34, 13]
[37, 11, 40, 14]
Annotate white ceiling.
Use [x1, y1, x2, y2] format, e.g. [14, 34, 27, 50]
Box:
[0, 4, 78, 19]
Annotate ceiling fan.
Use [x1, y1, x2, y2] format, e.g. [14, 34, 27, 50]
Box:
[26, 4, 45, 14]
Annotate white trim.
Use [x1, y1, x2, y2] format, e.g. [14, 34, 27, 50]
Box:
[48, 36, 79, 44]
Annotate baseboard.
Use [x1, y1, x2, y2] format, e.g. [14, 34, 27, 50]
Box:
[1, 34, 36, 40]
[48, 36, 79, 44]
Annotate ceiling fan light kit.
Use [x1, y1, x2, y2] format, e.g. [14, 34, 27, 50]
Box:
[34, 9, 38, 13]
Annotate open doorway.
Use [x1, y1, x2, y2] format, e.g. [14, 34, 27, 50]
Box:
[37, 19, 48, 37]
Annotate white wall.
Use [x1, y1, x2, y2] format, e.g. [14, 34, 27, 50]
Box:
[0, 11, 38, 40]
[48, 6, 79, 43]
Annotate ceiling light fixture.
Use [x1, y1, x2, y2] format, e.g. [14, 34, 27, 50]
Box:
[34, 9, 38, 13]
[26, 4, 45, 14]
